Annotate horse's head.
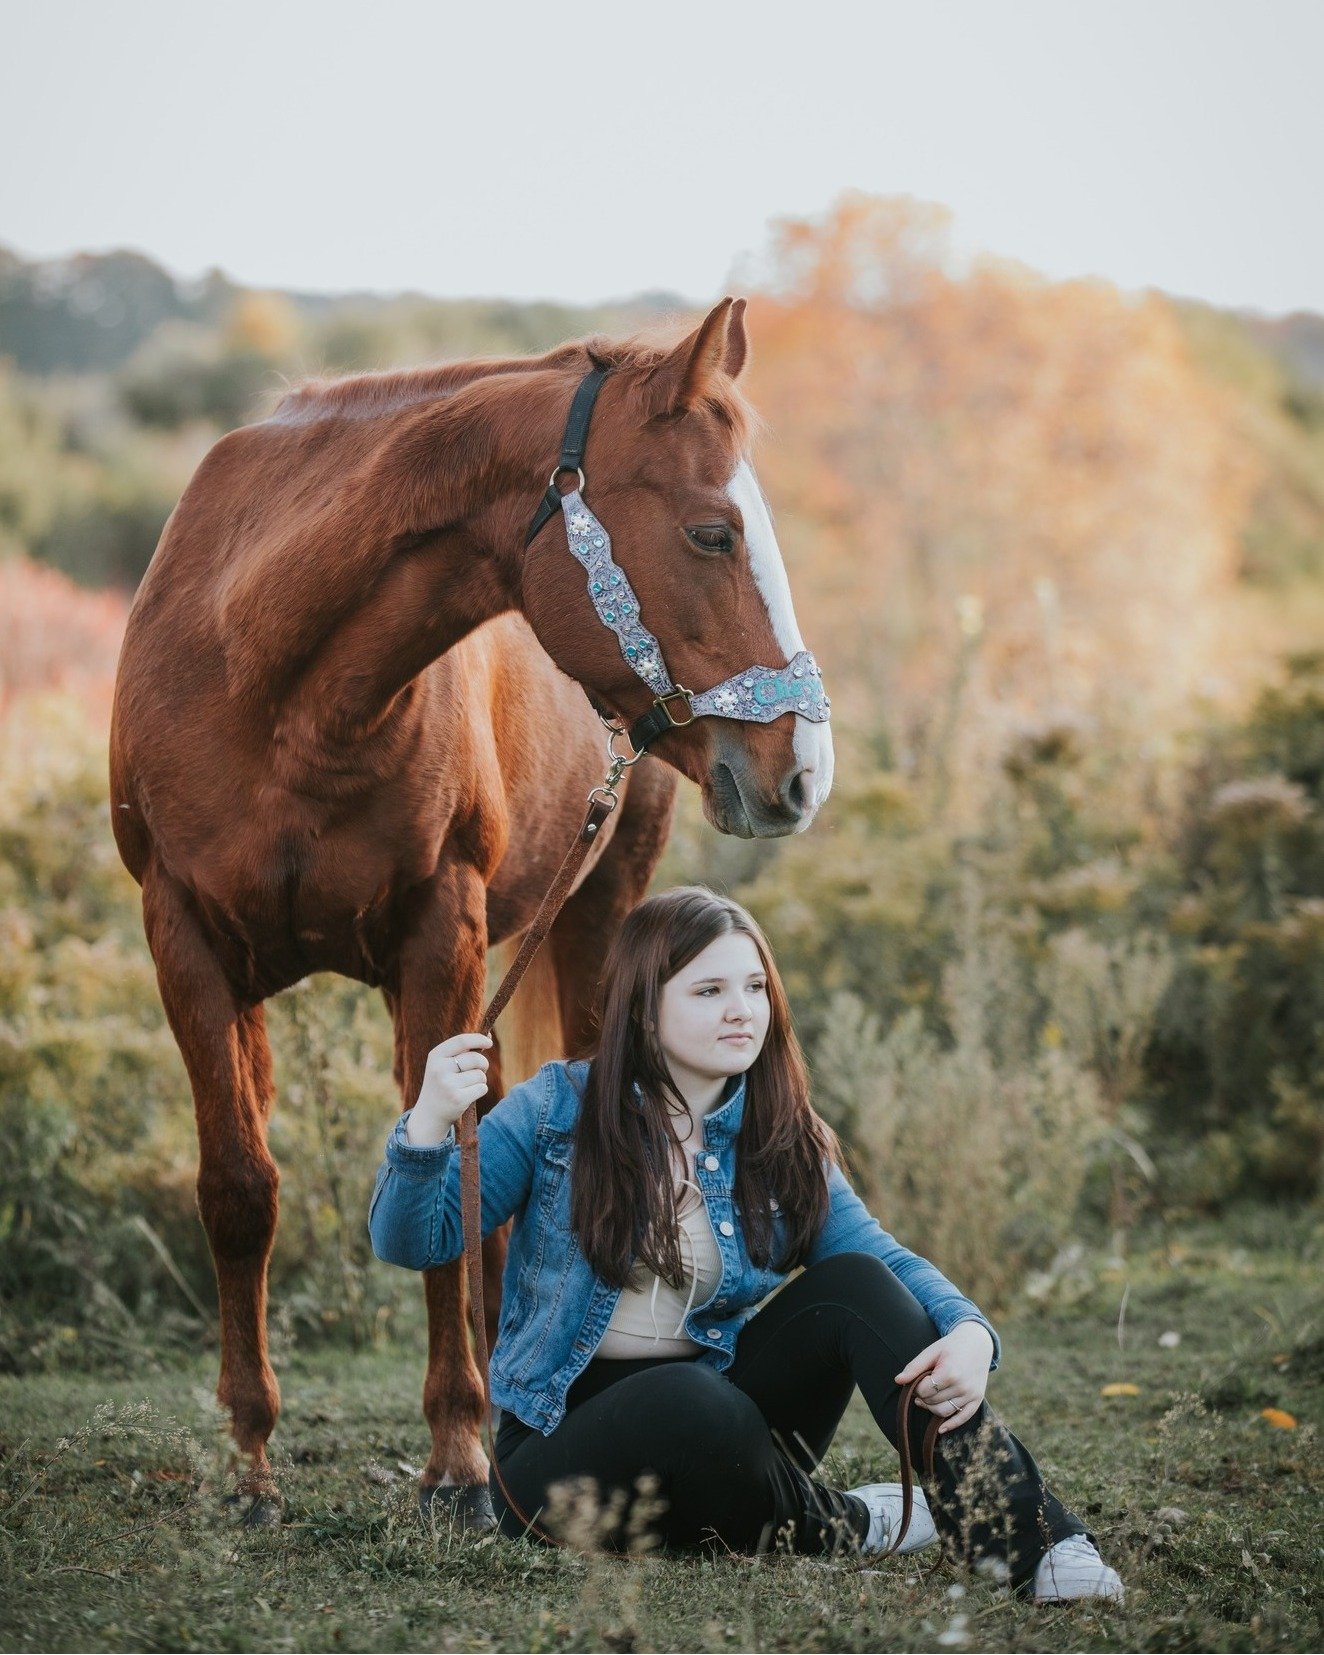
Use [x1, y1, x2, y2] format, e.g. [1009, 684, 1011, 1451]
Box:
[522, 298, 834, 840]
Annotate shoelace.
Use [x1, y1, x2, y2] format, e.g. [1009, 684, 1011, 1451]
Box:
[1051, 1537, 1098, 1559]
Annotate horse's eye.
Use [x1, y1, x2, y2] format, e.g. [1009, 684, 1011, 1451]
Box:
[686, 525, 734, 555]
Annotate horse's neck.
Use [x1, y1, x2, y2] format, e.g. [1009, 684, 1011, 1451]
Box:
[218, 367, 579, 726]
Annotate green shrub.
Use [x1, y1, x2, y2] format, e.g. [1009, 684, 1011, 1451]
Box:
[810, 881, 1108, 1311]
[1148, 654, 1324, 1201]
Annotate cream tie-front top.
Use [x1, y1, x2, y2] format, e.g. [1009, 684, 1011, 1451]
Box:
[597, 1152, 723, 1360]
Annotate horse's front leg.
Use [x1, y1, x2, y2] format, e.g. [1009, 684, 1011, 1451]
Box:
[389, 859, 503, 1530]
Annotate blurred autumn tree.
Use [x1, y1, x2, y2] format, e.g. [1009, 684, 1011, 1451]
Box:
[743, 194, 1260, 757]
[0, 558, 127, 722]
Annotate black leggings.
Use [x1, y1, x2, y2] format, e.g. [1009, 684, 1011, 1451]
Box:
[491, 1253, 1087, 1586]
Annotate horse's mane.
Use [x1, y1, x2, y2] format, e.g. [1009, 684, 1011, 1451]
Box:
[268, 328, 756, 447]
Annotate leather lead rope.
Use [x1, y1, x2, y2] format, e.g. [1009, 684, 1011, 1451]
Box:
[883, 1379, 942, 1556]
[454, 783, 940, 1553]
[457, 790, 614, 1545]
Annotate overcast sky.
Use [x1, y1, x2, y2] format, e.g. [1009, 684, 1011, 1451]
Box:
[2, 0, 1320, 315]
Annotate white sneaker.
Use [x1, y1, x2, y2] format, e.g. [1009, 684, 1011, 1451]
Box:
[1033, 1535, 1126, 1602]
[846, 1482, 938, 1554]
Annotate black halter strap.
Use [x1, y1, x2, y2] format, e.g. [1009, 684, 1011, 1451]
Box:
[524, 366, 611, 547]
[523, 363, 700, 753]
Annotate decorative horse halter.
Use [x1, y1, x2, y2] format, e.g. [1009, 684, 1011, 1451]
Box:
[526, 366, 832, 758]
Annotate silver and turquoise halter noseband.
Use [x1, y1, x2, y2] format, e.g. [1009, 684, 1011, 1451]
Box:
[526, 366, 831, 755]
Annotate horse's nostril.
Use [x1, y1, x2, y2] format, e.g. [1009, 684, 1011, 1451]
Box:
[782, 768, 813, 816]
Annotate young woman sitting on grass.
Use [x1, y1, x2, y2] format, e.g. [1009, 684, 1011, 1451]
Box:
[369, 885, 1123, 1600]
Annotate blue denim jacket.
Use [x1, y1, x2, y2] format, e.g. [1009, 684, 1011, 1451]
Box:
[369, 1058, 999, 1434]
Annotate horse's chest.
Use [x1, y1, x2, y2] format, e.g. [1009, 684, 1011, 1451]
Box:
[195, 794, 456, 984]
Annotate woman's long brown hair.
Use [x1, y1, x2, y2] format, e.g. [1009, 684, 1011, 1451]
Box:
[570, 885, 842, 1289]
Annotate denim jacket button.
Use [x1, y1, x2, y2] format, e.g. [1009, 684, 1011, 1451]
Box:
[706, 1328, 722, 1340]
[703, 1154, 719, 1171]
[718, 1220, 735, 1237]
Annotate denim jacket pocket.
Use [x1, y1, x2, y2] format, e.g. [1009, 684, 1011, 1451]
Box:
[515, 1129, 574, 1302]
[539, 1130, 574, 1202]
[764, 1202, 792, 1274]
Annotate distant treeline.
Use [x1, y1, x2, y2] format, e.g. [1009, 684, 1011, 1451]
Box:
[0, 241, 688, 376]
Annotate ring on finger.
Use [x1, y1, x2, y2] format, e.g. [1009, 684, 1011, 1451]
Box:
[947, 1398, 960, 1416]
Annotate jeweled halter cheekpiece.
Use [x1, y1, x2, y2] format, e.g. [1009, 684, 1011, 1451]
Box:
[526, 367, 831, 755]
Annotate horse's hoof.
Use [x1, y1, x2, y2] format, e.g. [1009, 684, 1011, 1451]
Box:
[223, 1492, 283, 1529]
[419, 1480, 496, 1533]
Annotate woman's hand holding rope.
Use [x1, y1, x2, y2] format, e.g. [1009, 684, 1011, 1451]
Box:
[404, 1032, 493, 1146]
[895, 1320, 995, 1433]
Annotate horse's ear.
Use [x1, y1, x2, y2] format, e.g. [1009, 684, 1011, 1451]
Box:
[645, 297, 736, 417]
[724, 298, 749, 380]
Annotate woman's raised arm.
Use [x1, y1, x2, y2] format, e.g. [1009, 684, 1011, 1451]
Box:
[367, 1058, 546, 1271]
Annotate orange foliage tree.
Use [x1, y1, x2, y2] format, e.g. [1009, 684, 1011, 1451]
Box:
[742, 193, 1259, 750]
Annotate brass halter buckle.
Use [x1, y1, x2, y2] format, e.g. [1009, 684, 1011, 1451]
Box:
[654, 687, 695, 727]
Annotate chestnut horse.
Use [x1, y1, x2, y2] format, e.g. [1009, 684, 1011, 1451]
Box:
[109, 297, 835, 1526]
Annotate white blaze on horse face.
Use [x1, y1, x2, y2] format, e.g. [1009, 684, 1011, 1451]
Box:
[726, 459, 835, 817]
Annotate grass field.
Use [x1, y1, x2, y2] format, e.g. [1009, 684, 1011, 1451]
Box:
[2, 1212, 1320, 1654]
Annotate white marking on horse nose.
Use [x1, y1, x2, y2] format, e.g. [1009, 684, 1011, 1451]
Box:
[727, 457, 835, 818]
[793, 720, 834, 815]
[726, 459, 804, 658]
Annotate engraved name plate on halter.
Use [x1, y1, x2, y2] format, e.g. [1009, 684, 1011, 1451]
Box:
[561, 489, 832, 726]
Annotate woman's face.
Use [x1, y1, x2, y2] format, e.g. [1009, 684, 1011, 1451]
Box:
[655, 931, 772, 1096]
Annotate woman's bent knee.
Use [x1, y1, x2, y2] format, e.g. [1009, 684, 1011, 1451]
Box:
[797, 1253, 940, 1340]
[801, 1251, 906, 1299]
[803, 1251, 890, 1280]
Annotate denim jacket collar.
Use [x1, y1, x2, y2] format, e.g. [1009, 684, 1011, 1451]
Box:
[702, 1072, 747, 1143]
[628, 1071, 747, 1143]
